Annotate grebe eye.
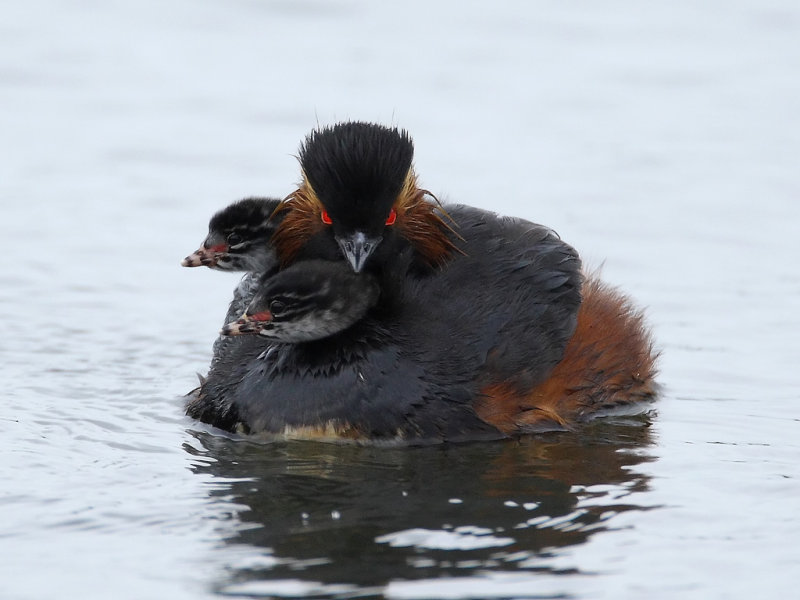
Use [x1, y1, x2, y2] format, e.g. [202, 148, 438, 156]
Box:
[226, 232, 243, 246]
[321, 210, 333, 225]
[269, 300, 287, 315]
[385, 208, 397, 226]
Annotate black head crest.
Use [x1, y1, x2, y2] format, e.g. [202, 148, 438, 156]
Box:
[299, 122, 414, 233]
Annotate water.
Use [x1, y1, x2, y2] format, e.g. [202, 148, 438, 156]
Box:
[2, 1, 799, 598]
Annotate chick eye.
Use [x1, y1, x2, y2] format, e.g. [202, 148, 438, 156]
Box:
[227, 232, 243, 246]
[385, 208, 397, 226]
[321, 210, 333, 225]
[269, 300, 287, 315]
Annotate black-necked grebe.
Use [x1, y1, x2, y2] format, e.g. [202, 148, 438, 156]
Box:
[183, 122, 658, 441]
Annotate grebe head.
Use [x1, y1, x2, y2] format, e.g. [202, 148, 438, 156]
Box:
[272, 122, 458, 271]
[182, 197, 281, 272]
[221, 260, 379, 342]
[298, 122, 414, 272]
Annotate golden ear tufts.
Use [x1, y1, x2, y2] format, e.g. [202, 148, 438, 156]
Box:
[393, 167, 465, 266]
[271, 177, 327, 265]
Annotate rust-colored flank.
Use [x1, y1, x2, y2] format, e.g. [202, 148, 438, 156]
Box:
[475, 276, 658, 434]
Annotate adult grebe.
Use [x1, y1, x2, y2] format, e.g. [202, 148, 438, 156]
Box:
[183, 122, 658, 440]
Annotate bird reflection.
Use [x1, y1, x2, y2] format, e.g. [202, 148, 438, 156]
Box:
[185, 418, 656, 594]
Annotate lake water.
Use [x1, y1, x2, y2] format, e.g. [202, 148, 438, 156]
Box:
[2, 1, 799, 598]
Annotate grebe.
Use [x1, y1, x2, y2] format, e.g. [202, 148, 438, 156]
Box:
[183, 122, 658, 440]
[181, 196, 283, 272]
[181, 197, 284, 371]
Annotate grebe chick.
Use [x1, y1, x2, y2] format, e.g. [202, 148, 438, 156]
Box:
[182, 197, 284, 370]
[223, 260, 380, 343]
[187, 261, 382, 431]
[182, 197, 283, 272]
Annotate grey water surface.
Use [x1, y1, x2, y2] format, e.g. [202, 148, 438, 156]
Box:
[2, 1, 799, 598]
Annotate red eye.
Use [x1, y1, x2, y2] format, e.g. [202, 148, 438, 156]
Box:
[321, 210, 332, 225]
[385, 208, 397, 226]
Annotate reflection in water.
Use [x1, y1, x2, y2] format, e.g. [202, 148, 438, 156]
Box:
[186, 418, 657, 597]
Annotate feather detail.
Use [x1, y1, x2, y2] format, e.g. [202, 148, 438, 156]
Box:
[394, 169, 464, 267]
[271, 179, 326, 265]
[475, 275, 659, 434]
